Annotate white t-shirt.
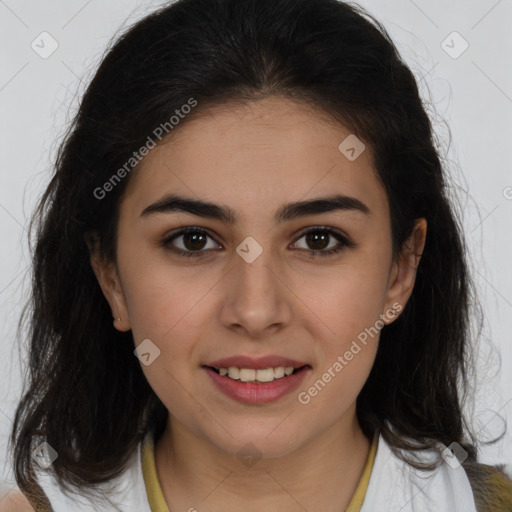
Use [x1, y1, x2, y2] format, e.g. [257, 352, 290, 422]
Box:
[361, 434, 477, 511]
[36, 432, 477, 511]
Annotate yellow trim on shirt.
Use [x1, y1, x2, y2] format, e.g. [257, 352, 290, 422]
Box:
[141, 431, 378, 512]
[346, 433, 378, 511]
[141, 432, 170, 512]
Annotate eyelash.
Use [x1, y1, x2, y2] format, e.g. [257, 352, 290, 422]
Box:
[160, 226, 355, 259]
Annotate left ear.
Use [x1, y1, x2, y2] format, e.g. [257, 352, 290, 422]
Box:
[383, 217, 427, 323]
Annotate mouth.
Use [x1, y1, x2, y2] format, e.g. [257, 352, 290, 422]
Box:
[205, 365, 308, 383]
[202, 361, 311, 404]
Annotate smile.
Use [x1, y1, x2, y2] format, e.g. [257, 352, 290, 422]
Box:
[203, 364, 311, 404]
[211, 366, 299, 383]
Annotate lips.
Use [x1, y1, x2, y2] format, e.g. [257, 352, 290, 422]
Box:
[203, 355, 311, 404]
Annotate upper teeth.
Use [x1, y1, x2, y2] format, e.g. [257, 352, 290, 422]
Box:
[218, 366, 295, 382]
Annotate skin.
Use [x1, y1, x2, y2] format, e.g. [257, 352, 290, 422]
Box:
[89, 96, 427, 512]
[0, 491, 34, 512]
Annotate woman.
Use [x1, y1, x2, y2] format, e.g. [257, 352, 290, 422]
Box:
[4, 0, 512, 510]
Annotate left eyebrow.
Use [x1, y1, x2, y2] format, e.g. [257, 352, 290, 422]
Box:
[140, 193, 371, 223]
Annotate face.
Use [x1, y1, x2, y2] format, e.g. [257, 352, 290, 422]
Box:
[91, 96, 426, 459]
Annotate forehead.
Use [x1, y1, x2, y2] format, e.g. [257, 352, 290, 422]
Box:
[121, 96, 388, 223]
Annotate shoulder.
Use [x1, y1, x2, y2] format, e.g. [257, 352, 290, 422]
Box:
[363, 434, 478, 511]
[0, 490, 35, 512]
[464, 461, 512, 512]
[30, 438, 151, 512]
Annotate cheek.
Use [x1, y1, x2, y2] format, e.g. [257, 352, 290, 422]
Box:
[123, 267, 210, 427]
[118, 244, 213, 338]
[298, 306, 380, 423]
[318, 291, 381, 397]
[300, 243, 390, 397]
[302, 259, 391, 347]
[296, 344, 377, 434]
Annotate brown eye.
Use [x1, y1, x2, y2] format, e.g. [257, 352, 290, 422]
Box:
[304, 231, 330, 251]
[291, 227, 355, 257]
[182, 231, 208, 251]
[161, 227, 220, 257]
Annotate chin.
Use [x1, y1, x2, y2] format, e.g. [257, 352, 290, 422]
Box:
[200, 420, 310, 461]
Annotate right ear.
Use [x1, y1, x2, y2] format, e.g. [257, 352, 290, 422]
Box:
[84, 231, 131, 332]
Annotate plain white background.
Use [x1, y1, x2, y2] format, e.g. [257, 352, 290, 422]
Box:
[1, 0, 511, 493]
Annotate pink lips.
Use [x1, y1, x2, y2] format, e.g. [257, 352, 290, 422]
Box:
[203, 355, 310, 404]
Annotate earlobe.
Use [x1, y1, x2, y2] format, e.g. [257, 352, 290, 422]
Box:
[383, 218, 427, 324]
[109, 284, 131, 332]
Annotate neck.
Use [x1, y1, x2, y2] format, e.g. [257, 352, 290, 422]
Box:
[155, 406, 372, 512]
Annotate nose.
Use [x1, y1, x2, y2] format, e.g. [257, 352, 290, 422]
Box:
[219, 243, 293, 340]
